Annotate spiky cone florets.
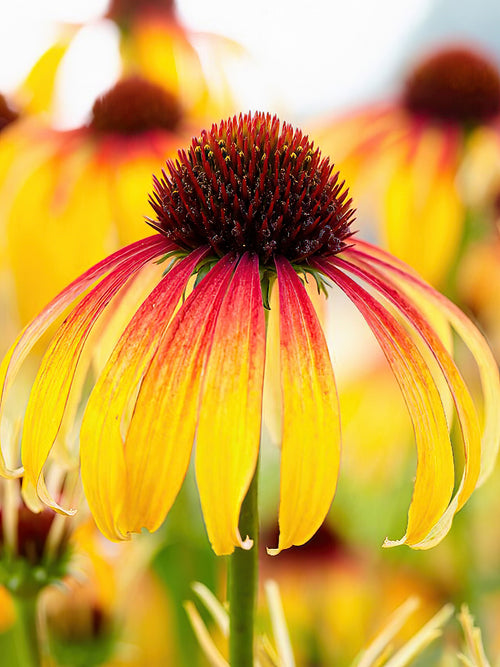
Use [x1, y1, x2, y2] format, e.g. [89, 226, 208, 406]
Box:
[403, 46, 500, 124]
[149, 112, 355, 265]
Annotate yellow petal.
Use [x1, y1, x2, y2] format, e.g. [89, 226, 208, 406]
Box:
[196, 253, 265, 555]
[342, 241, 498, 547]
[270, 257, 341, 554]
[323, 260, 454, 546]
[384, 126, 463, 287]
[18, 34, 74, 115]
[7, 138, 115, 322]
[21, 246, 164, 514]
[80, 248, 207, 540]
[117, 255, 237, 538]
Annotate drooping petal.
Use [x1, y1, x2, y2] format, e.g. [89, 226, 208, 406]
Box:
[80, 247, 209, 540]
[0, 235, 169, 479]
[195, 253, 266, 555]
[342, 241, 500, 544]
[270, 257, 341, 555]
[332, 251, 481, 507]
[318, 260, 454, 547]
[21, 238, 171, 513]
[117, 254, 237, 540]
[319, 239, 498, 548]
[104, 134, 179, 245]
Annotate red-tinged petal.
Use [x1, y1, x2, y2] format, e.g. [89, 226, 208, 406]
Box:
[21, 240, 169, 514]
[343, 244, 487, 483]
[80, 247, 209, 540]
[195, 253, 265, 555]
[0, 235, 170, 479]
[340, 243, 500, 544]
[270, 257, 341, 555]
[332, 251, 481, 506]
[117, 255, 237, 539]
[320, 262, 454, 547]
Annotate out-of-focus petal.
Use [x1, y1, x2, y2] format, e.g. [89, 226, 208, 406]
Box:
[100, 133, 183, 246]
[7, 140, 116, 322]
[270, 257, 341, 555]
[318, 259, 454, 546]
[384, 126, 462, 286]
[196, 253, 265, 555]
[311, 105, 409, 202]
[18, 35, 74, 114]
[21, 240, 170, 514]
[117, 255, 237, 539]
[126, 16, 209, 118]
[0, 236, 167, 479]
[80, 247, 208, 540]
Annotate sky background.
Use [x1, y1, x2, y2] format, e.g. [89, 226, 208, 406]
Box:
[2, 0, 500, 128]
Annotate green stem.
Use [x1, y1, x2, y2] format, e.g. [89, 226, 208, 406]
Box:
[228, 463, 259, 667]
[12, 594, 40, 667]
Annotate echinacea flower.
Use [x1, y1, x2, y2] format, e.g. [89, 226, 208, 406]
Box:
[107, 0, 239, 122]
[0, 112, 498, 558]
[17, 0, 237, 124]
[314, 44, 500, 287]
[0, 75, 203, 323]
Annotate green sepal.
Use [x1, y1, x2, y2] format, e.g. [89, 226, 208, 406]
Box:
[0, 546, 71, 598]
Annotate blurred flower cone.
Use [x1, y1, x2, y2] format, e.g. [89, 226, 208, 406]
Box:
[107, 0, 241, 122]
[0, 417, 78, 599]
[42, 519, 176, 666]
[260, 523, 446, 666]
[313, 43, 500, 289]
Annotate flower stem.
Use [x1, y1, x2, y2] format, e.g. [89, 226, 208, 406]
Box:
[12, 594, 41, 667]
[228, 462, 259, 667]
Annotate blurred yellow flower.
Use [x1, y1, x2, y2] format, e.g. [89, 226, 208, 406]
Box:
[314, 44, 500, 288]
[1, 75, 221, 323]
[16, 0, 238, 124]
[1, 0, 240, 325]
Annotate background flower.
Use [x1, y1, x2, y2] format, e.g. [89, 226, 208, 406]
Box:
[313, 44, 500, 290]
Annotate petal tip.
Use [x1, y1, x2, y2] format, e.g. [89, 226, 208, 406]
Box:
[2, 465, 24, 480]
[266, 546, 281, 557]
[239, 534, 254, 551]
[383, 535, 407, 549]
